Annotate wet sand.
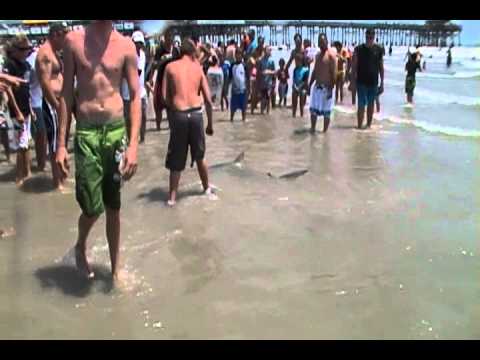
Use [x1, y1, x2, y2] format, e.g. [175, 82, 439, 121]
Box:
[0, 93, 479, 339]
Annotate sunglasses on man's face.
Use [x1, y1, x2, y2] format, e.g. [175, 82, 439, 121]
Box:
[15, 46, 32, 51]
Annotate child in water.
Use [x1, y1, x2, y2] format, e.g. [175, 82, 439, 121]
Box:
[276, 58, 289, 107]
[292, 53, 309, 117]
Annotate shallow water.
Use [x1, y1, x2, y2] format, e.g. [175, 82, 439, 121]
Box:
[1, 86, 479, 339]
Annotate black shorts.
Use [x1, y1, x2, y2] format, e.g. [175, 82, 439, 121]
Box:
[165, 108, 205, 171]
[42, 99, 58, 155]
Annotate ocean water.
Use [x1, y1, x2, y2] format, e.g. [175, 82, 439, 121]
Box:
[269, 45, 480, 138]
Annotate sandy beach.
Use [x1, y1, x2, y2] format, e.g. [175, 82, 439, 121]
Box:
[0, 86, 479, 339]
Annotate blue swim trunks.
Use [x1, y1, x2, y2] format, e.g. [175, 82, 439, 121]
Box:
[357, 83, 378, 108]
[231, 92, 247, 113]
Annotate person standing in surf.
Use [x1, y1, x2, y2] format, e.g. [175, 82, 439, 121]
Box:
[350, 29, 384, 129]
[162, 38, 214, 207]
[405, 52, 422, 104]
[308, 33, 337, 133]
[55, 20, 141, 284]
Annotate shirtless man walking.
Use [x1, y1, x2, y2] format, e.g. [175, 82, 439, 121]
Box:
[36, 23, 68, 190]
[162, 38, 214, 206]
[308, 33, 337, 133]
[56, 21, 140, 282]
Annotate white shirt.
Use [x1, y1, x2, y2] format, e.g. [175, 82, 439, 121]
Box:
[121, 49, 147, 101]
[26, 50, 43, 108]
[231, 63, 246, 94]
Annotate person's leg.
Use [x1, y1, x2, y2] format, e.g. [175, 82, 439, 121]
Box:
[356, 85, 366, 129]
[335, 79, 340, 103]
[357, 106, 365, 129]
[196, 159, 210, 191]
[242, 110, 246, 122]
[105, 207, 121, 278]
[271, 89, 276, 109]
[168, 171, 181, 204]
[366, 102, 375, 128]
[24, 148, 31, 179]
[75, 213, 99, 278]
[33, 108, 47, 171]
[140, 98, 147, 143]
[34, 131, 47, 171]
[166, 111, 188, 205]
[292, 90, 298, 117]
[51, 151, 66, 190]
[300, 94, 306, 117]
[251, 83, 257, 114]
[352, 88, 356, 106]
[16, 150, 25, 185]
[266, 91, 271, 114]
[230, 110, 235, 122]
[340, 79, 344, 103]
[0, 130, 10, 162]
[310, 114, 317, 133]
[260, 90, 266, 114]
[375, 97, 380, 113]
[323, 116, 331, 132]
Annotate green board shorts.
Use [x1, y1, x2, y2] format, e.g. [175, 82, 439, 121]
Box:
[74, 119, 127, 217]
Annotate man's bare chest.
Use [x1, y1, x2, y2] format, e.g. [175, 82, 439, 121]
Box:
[74, 44, 124, 77]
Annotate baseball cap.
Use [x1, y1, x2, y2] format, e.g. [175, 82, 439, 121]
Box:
[132, 31, 145, 45]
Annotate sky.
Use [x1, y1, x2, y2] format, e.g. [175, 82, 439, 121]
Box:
[141, 20, 480, 46]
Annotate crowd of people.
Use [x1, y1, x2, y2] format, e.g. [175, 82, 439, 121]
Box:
[0, 21, 427, 284]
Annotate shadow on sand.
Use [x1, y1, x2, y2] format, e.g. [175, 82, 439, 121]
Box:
[20, 176, 54, 194]
[0, 167, 16, 183]
[34, 264, 114, 298]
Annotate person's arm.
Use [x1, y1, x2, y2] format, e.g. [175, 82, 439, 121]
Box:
[0, 73, 27, 88]
[329, 54, 337, 97]
[350, 48, 358, 90]
[36, 50, 60, 110]
[285, 50, 295, 72]
[309, 57, 318, 91]
[6, 86, 24, 122]
[199, 72, 213, 136]
[56, 34, 76, 177]
[302, 70, 309, 93]
[161, 65, 170, 108]
[379, 55, 384, 94]
[122, 40, 141, 180]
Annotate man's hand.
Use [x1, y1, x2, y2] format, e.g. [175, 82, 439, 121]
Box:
[206, 124, 214, 136]
[56, 146, 70, 179]
[16, 113, 25, 124]
[378, 83, 384, 96]
[121, 145, 138, 181]
[327, 87, 333, 100]
[0, 73, 27, 88]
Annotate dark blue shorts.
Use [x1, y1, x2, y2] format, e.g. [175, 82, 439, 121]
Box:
[231, 92, 247, 113]
[31, 107, 46, 137]
[357, 84, 378, 108]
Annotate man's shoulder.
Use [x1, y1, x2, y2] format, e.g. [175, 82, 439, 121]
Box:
[66, 30, 83, 45]
[37, 44, 53, 61]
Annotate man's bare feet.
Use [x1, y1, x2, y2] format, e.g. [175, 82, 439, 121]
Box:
[112, 269, 136, 292]
[75, 244, 94, 279]
[0, 227, 16, 238]
[166, 200, 176, 207]
[16, 179, 24, 187]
